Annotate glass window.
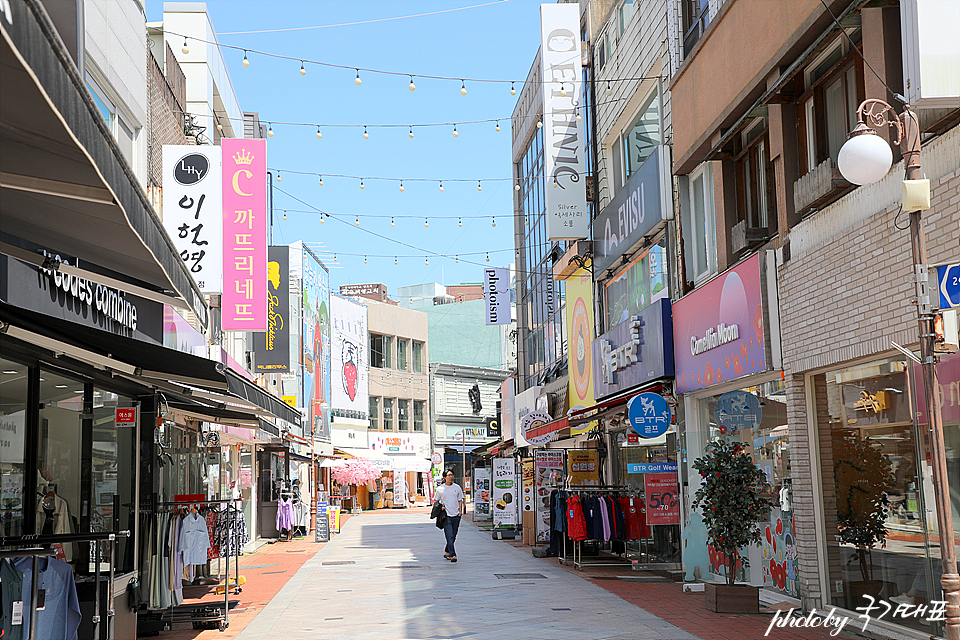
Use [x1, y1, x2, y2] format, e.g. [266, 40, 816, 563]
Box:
[370, 335, 393, 369]
[0, 358, 29, 537]
[413, 342, 423, 373]
[398, 339, 408, 372]
[623, 91, 660, 179]
[414, 400, 425, 432]
[369, 397, 379, 430]
[382, 398, 394, 431]
[398, 399, 409, 431]
[619, 0, 636, 33]
[682, 164, 715, 283]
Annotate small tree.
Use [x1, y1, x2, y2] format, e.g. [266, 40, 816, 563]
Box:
[692, 440, 770, 585]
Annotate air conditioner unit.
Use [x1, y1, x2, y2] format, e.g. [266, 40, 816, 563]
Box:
[731, 220, 768, 254]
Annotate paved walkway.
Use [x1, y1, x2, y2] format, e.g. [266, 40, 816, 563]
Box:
[236, 509, 700, 640]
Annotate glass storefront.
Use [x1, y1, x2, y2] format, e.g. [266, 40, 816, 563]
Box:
[814, 354, 959, 635]
[0, 357, 28, 537]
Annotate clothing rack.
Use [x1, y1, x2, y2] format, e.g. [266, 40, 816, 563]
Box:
[557, 487, 640, 570]
[153, 498, 242, 632]
[0, 530, 131, 640]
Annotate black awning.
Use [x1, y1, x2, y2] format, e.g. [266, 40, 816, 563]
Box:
[0, 301, 300, 426]
[0, 0, 207, 325]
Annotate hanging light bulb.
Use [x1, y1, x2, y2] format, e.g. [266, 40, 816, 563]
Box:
[360, 180, 365, 189]
[536, 117, 543, 129]
[409, 76, 416, 91]
[452, 125, 458, 137]
[425, 257, 429, 266]
[276, 171, 281, 182]
[300, 61, 306, 75]
[318, 175, 323, 185]
[496, 121, 501, 132]
[364, 256, 367, 264]
[606, 80, 612, 96]
[515, 181, 521, 191]
[510, 82, 516, 96]
[395, 257, 398, 265]
[363, 126, 369, 140]
[438, 181, 444, 192]
[576, 109, 582, 122]
[268, 124, 274, 137]
[334, 254, 338, 262]
[283, 213, 287, 220]
[456, 256, 459, 264]
[391, 217, 395, 227]
[216, 120, 223, 132]
[182, 37, 189, 55]
[355, 70, 362, 85]
[409, 127, 414, 139]
[477, 180, 482, 192]
[460, 80, 467, 96]
[316, 126, 322, 139]
[491, 216, 496, 228]
[559, 82, 566, 97]
[525, 215, 529, 226]
[553, 177, 558, 188]
[320, 215, 325, 224]
[485, 253, 490, 262]
[355, 216, 360, 226]
[399, 181, 404, 192]
[242, 51, 249, 67]
[424, 217, 429, 228]
[458, 217, 462, 227]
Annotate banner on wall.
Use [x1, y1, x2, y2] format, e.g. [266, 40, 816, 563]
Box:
[534, 450, 564, 543]
[302, 246, 331, 442]
[221, 138, 267, 331]
[568, 450, 599, 486]
[673, 252, 767, 393]
[331, 294, 368, 414]
[253, 245, 290, 371]
[540, 3, 589, 240]
[474, 467, 491, 520]
[161, 145, 222, 292]
[484, 267, 511, 325]
[566, 268, 596, 436]
[644, 473, 680, 525]
[492, 458, 518, 527]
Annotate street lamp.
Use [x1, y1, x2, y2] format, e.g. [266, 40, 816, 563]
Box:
[838, 99, 958, 640]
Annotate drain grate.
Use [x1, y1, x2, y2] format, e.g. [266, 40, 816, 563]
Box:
[322, 561, 356, 566]
[552, 607, 572, 611]
[386, 565, 431, 569]
[494, 573, 547, 579]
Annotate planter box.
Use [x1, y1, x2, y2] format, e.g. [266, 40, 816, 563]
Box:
[704, 583, 759, 613]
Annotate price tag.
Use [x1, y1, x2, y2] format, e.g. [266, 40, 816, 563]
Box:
[12, 600, 23, 625]
[36, 589, 46, 611]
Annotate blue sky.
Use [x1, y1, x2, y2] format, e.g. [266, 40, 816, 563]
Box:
[147, 0, 545, 297]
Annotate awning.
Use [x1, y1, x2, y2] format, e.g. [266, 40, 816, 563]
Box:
[569, 383, 666, 426]
[525, 416, 569, 441]
[0, 301, 300, 426]
[0, 0, 208, 324]
[319, 458, 346, 469]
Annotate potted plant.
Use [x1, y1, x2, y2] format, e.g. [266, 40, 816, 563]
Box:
[692, 440, 770, 613]
[832, 429, 893, 609]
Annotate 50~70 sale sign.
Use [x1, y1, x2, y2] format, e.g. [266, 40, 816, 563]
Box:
[643, 473, 680, 525]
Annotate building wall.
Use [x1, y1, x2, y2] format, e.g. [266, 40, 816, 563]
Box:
[146, 42, 188, 189]
[411, 298, 514, 370]
[430, 364, 510, 447]
[445, 284, 484, 302]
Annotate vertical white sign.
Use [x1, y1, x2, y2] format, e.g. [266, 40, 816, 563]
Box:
[541, 3, 588, 240]
[161, 145, 223, 292]
[484, 267, 511, 325]
[492, 458, 518, 527]
[331, 294, 369, 414]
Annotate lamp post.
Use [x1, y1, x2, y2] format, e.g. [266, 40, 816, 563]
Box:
[838, 99, 958, 640]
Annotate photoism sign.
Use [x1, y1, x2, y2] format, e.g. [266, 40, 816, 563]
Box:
[484, 267, 512, 325]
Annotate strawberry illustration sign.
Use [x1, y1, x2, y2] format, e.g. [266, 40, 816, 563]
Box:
[331, 294, 368, 416]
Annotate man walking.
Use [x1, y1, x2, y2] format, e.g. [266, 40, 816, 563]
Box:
[436, 469, 465, 562]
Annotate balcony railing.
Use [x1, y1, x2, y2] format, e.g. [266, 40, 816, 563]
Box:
[731, 219, 768, 255]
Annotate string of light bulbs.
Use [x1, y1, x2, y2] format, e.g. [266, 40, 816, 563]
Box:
[172, 29, 662, 92]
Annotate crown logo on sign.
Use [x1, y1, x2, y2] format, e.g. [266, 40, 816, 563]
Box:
[233, 149, 254, 165]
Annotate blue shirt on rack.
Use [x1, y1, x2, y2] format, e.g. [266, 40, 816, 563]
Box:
[14, 556, 81, 640]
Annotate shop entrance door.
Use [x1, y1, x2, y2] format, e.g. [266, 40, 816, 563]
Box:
[257, 446, 289, 538]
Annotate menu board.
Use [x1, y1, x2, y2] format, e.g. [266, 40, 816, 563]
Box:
[521, 460, 535, 513]
[474, 468, 491, 520]
[315, 491, 329, 542]
[534, 450, 564, 543]
[492, 458, 517, 527]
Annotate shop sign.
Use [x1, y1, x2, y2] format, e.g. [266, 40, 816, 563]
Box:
[568, 449, 599, 486]
[315, 491, 329, 542]
[484, 267, 511, 325]
[222, 139, 267, 331]
[115, 407, 136, 428]
[644, 473, 680, 525]
[484, 416, 501, 438]
[300, 244, 331, 443]
[474, 468, 491, 520]
[540, 3, 589, 241]
[592, 298, 674, 401]
[937, 263, 960, 309]
[0, 412, 25, 465]
[626, 393, 671, 438]
[591, 147, 663, 275]
[331, 294, 368, 413]
[253, 246, 290, 371]
[162, 145, 223, 292]
[370, 435, 415, 454]
[714, 390, 762, 434]
[566, 269, 596, 413]
[627, 463, 678, 474]
[521, 411, 554, 447]
[492, 458, 517, 527]
[534, 450, 564, 542]
[673, 253, 767, 393]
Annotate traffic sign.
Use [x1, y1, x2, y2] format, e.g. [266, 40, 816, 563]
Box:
[431, 452, 442, 466]
[937, 264, 960, 310]
[626, 393, 671, 439]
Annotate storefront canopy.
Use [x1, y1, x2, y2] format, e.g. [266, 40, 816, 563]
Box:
[0, 0, 208, 324]
[0, 302, 301, 427]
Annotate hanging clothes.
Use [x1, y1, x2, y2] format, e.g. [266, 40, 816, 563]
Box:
[276, 498, 294, 533]
[565, 495, 587, 541]
[36, 494, 74, 562]
[14, 556, 81, 640]
[205, 508, 221, 560]
[597, 496, 611, 541]
[180, 511, 212, 565]
[292, 500, 312, 531]
[0, 558, 24, 640]
[214, 508, 249, 557]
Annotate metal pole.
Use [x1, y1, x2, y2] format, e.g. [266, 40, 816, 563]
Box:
[92, 539, 102, 639]
[28, 554, 39, 640]
[902, 109, 960, 640]
[107, 536, 116, 640]
[462, 429, 466, 506]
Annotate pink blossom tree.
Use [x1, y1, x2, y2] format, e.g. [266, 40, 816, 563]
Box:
[332, 458, 381, 486]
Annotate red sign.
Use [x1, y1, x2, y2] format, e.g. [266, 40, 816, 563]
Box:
[627, 433, 639, 444]
[644, 473, 680, 525]
[115, 407, 137, 428]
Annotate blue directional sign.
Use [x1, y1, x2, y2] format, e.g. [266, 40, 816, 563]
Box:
[627, 393, 672, 439]
[937, 264, 960, 310]
[714, 390, 762, 434]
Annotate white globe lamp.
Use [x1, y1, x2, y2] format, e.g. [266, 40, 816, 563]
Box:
[837, 124, 893, 186]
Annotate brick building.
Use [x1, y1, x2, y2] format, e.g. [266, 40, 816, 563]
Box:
[667, 0, 959, 632]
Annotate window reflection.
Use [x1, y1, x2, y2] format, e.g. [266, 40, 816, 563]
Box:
[0, 358, 28, 536]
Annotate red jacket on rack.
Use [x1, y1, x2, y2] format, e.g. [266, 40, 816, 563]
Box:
[566, 495, 588, 541]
